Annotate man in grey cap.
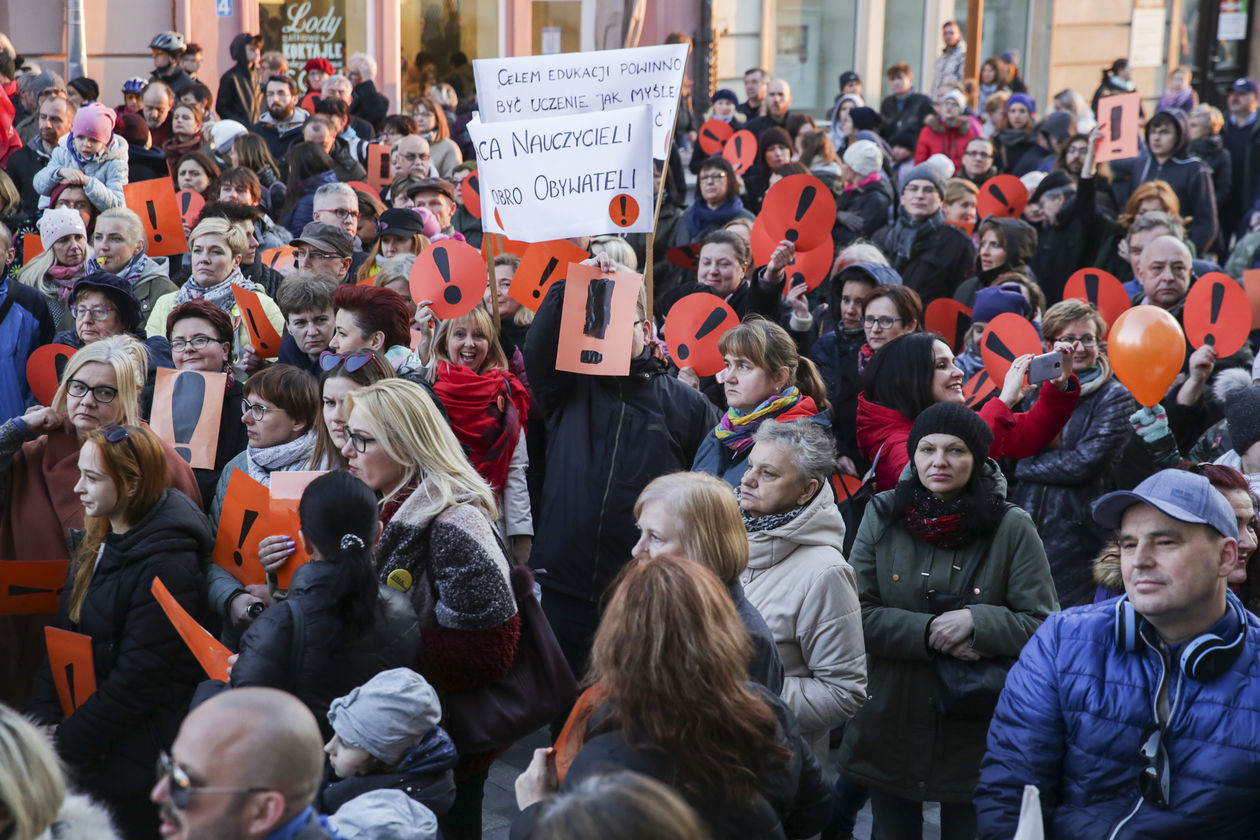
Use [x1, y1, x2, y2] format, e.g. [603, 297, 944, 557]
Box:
[292, 221, 355, 283]
[406, 178, 457, 237]
[975, 469, 1260, 838]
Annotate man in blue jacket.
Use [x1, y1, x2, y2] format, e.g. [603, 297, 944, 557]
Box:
[0, 221, 54, 422]
[975, 469, 1260, 838]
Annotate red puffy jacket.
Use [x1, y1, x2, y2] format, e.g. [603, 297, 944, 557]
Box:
[914, 113, 981, 170]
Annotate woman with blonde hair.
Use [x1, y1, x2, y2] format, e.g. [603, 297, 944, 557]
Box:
[312, 348, 396, 470]
[19, 208, 92, 331]
[520, 554, 830, 839]
[28, 424, 210, 839]
[0, 704, 120, 840]
[589, 235, 637, 271]
[355, 207, 434, 285]
[632, 471, 783, 691]
[487, 253, 534, 360]
[340, 377, 519, 840]
[692, 316, 831, 486]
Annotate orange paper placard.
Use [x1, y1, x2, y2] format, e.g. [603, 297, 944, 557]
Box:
[22, 232, 43, 259]
[259, 245, 298, 274]
[751, 214, 778, 267]
[0, 560, 69, 614]
[344, 180, 375, 197]
[666, 243, 701, 271]
[980, 312, 1042, 386]
[150, 368, 226, 470]
[1095, 92, 1141, 163]
[151, 577, 232, 682]
[779, 241, 833, 293]
[663, 292, 739, 377]
[1062, 268, 1132, 329]
[25, 343, 77, 406]
[698, 118, 734, 157]
[758, 174, 837, 252]
[925, 298, 973, 354]
[722, 129, 757, 175]
[176, 190, 206, 230]
[231, 285, 284, 357]
[366, 143, 392, 192]
[1183, 272, 1252, 357]
[44, 626, 95, 717]
[269, 471, 326, 588]
[557, 264, 644, 376]
[461, 171, 483, 219]
[963, 369, 999, 408]
[212, 470, 270, 586]
[976, 174, 1028, 220]
[1243, 269, 1260, 330]
[123, 179, 187, 257]
[510, 239, 590, 311]
[408, 239, 488, 319]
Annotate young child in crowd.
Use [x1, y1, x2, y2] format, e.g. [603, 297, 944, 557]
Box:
[33, 101, 129, 210]
[118, 76, 146, 116]
[318, 668, 458, 819]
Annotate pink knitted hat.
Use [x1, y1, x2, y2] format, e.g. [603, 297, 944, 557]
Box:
[38, 207, 88, 250]
[72, 102, 117, 144]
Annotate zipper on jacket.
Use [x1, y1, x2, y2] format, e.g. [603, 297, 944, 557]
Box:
[590, 385, 627, 598]
[1106, 641, 1171, 840]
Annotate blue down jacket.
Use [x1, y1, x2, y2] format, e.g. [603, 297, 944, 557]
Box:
[975, 597, 1260, 839]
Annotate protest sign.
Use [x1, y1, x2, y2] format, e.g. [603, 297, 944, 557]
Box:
[1183, 272, 1251, 357]
[925, 298, 973, 354]
[22, 233, 42, 259]
[260, 245, 299, 274]
[213, 471, 269, 586]
[1095, 92, 1141, 162]
[509, 239, 590, 311]
[1062, 268, 1131, 329]
[977, 175, 1028, 220]
[471, 105, 655, 242]
[0, 560, 68, 614]
[663, 293, 738, 377]
[556, 264, 644, 376]
[366, 143, 392, 192]
[152, 577, 232, 682]
[151, 368, 226, 469]
[270, 472, 326, 588]
[980, 313, 1042, 385]
[231, 286, 284, 358]
[759, 174, 836, 252]
[473, 43, 689, 159]
[45, 627, 95, 717]
[176, 190, 206, 231]
[124, 179, 187, 257]
[26, 343, 76, 406]
[409, 239, 488, 319]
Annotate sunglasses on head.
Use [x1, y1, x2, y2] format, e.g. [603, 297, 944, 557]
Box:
[319, 350, 387, 376]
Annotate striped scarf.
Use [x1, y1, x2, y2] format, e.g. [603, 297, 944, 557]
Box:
[713, 386, 802, 452]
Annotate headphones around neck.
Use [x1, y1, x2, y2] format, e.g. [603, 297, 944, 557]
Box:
[1114, 591, 1248, 683]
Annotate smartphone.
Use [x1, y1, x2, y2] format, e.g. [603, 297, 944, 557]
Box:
[1028, 351, 1063, 386]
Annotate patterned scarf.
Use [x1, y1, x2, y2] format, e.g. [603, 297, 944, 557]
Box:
[174, 267, 259, 315]
[713, 386, 802, 453]
[903, 484, 978, 549]
[47, 262, 86, 304]
[244, 429, 316, 487]
[737, 487, 807, 533]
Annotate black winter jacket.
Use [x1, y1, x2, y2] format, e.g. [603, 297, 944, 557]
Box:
[350, 80, 390, 129]
[834, 176, 894, 248]
[7, 136, 52, 216]
[1188, 134, 1233, 221]
[230, 562, 421, 741]
[872, 214, 975, 306]
[511, 683, 832, 840]
[524, 280, 718, 602]
[878, 93, 935, 143]
[216, 34, 262, 125]
[28, 490, 211, 803]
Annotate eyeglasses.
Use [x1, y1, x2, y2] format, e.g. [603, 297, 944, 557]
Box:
[156, 752, 271, 811]
[1137, 724, 1170, 809]
[240, 399, 278, 421]
[1055, 334, 1098, 347]
[319, 350, 388, 375]
[295, 248, 341, 262]
[67, 378, 119, 403]
[398, 152, 431, 163]
[321, 207, 360, 221]
[71, 304, 115, 321]
[346, 431, 376, 453]
[170, 335, 223, 352]
[699, 173, 728, 182]
[863, 315, 902, 329]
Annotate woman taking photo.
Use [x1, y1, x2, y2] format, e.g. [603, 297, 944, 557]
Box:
[28, 424, 212, 839]
[230, 470, 421, 741]
[857, 332, 1078, 492]
[311, 348, 396, 470]
[340, 377, 519, 840]
[838, 401, 1058, 838]
[521, 553, 831, 839]
[692, 317, 830, 487]
[631, 471, 784, 692]
[1008, 299, 1135, 607]
[20, 208, 91, 331]
[738, 420, 866, 763]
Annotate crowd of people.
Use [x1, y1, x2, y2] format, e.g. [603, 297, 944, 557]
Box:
[0, 18, 1259, 840]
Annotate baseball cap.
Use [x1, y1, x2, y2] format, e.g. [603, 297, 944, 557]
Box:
[839, 71, 861, 89]
[405, 178, 456, 202]
[1231, 78, 1258, 95]
[291, 222, 354, 258]
[1092, 469, 1239, 540]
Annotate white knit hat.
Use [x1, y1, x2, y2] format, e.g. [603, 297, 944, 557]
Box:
[942, 89, 968, 109]
[38, 207, 88, 250]
[209, 120, 249, 155]
[924, 153, 956, 181]
[842, 139, 883, 178]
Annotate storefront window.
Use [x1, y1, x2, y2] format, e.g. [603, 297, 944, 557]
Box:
[772, 2, 857, 117]
[882, 0, 926, 100]
[400, 0, 499, 108]
[260, 0, 348, 85]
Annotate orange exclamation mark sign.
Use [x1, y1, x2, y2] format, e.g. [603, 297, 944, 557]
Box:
[147, 200, 162, 242]
[608, 194, 639, 228]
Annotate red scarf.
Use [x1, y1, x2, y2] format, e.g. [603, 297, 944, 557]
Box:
[433, 361, 529, 495]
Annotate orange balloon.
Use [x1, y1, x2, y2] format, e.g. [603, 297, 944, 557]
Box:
[1108, 305, 1186, 407]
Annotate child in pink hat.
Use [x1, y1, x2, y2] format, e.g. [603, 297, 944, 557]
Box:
[33, 101, 130, 210]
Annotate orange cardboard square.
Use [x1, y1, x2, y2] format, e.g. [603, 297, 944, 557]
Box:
[231, 285, 284, 358]
[366, 144, 392, 192]
[123, 179, 188, 257]
[212, 470, 270, 586]
[556, 264, 644, 376]
[1094, 92, 1141, 163]
[0, 560, 69, 614]
[45, 626, 95, 717]
[510, 240, 589, 312]
[150, 368, 226, 470]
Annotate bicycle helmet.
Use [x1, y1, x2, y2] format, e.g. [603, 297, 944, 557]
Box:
[149, 31, 186, 55]
[122, 76, 147, 94]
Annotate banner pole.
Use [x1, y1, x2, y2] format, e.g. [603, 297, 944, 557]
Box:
[645, 104, 682, 323]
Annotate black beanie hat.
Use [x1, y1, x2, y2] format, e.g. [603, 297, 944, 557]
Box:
[1226, 386, 1260, 456]
[908, 401, 994, 464]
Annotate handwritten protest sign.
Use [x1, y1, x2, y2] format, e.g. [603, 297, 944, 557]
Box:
[557, 263, 644, 376]
[473, 43, 689, 159]
[151, 368, 226, 469]
[471, 105, 655, 242]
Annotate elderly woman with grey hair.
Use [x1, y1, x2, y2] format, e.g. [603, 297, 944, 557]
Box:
[737, 419, 867, 764]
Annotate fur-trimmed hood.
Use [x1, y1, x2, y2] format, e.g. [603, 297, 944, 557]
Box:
[36, 792, 122, 840]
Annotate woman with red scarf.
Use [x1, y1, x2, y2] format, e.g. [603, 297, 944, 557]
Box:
[429, 304, 533, 564]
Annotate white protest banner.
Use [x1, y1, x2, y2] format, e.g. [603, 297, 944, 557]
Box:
[471, 105, 654, 242]
[473, 44, 688, 160]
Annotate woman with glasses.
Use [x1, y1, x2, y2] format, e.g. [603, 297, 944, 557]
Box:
[311, 348, 395, 470]
[412, 93, 463, 179]
[691, 317, 831, 488]
[145, 218, 284, 368]
[857, 331, 1079, 492]
[27, 423, 211, 839]
[340, 377, 519, 840]
[677, 156, 755, 250]
[1008, 300, 1135, 606]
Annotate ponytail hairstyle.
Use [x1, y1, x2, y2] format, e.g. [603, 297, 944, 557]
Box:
[70, 425, 168, 623]
[717, 315, 831, 413]
[297, 470, 380, 635]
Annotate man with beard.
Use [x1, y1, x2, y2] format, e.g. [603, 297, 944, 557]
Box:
[253, 75, 309, 164]
[151, 688, 335, 840]
[6, 88, 75, 214]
